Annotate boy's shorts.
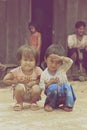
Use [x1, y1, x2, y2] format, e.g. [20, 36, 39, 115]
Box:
[45, 84, 58, 95]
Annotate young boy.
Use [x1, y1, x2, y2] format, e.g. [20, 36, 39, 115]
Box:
[39, 44, 76, 112]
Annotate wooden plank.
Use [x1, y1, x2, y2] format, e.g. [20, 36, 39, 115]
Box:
[53, 0, 67, 54]
[66, 0, 79, 34]
[6, 0, 20, 63]
[0, 0, 7, 63]
[19, 0, 31, 45]
[6, 0, 31, 63]
[78, 0, 87, 32]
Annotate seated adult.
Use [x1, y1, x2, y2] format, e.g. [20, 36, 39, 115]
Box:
[67, 21, 87, 74]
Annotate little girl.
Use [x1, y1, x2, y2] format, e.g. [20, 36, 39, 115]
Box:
[28, 22, 42, 54]
[28, 22, 42, 65]
[3, 44, 43, 111]
[39, 44, 76, 112]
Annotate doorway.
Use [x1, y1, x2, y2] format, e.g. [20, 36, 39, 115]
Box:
[31, 0, 53, 64]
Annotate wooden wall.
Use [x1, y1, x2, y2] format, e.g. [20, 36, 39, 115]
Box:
[0, 0, 31, 64]
[0, 0, 7, 63]
[53, 0, 67, 53]
[67, 0, 87, 34]
[0, 0, 87, 63]
[53, 0, 87, 55]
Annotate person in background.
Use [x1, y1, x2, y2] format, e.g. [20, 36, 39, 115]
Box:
[67, 21, 87, 75]
[39, 44, 76, 112]
[28, 22, 42, 65]
[3, 44, 43, 111]
[0, 63, 6, 71]
[28, 22, 42, 52]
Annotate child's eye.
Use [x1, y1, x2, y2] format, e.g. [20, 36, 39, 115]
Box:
[49, 60, 53, 63]
[24, 59, 28, 61]
[29, 59, 34, 61]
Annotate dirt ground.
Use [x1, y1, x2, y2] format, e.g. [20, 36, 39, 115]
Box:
[0, 81, 87, 130]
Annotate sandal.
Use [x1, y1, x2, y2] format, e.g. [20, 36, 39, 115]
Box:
[13, 104, 23, 111]
[59, 105, 65, 109]
[30, 103, 40, 111]
[44, 105, 54, 112]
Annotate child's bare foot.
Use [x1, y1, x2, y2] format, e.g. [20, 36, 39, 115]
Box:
[44, 105, 54, 112]
[30, 103, 40, 111]
[61, 106, 72, 112]
[13, 104, 23, 111]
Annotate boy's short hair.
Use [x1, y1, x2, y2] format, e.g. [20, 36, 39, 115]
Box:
[45, 44, 65, 59]
[17, 44, 39, 65]
[75, 21, 86, 28]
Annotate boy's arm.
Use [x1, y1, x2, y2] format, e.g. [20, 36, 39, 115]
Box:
[39, 72, 46, 90]
[59, 56, 73, 72]
[48, 54, 73, 72]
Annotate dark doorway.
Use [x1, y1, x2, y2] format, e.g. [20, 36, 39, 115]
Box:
[31, 0, 53, 64]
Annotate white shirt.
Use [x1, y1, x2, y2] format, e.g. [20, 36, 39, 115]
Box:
[39, 58, 73, 90]
[67, 34, 87, 49]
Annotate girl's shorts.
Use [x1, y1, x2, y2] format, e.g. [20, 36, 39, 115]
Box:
[13, 83, 32, 102]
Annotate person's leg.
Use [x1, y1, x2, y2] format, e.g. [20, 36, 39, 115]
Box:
[67, 48, 79, 79]
[44, 95, 54, 112]
[30, 85, 42, 110]
[14, 84, 25, 111]
[68, 48, 78, 63]
[65, 84, 76, 111]
[59, 83, 76, 112]
[30, 85, 41, 103]
[82, 49, 87, 73]
[44, 84, 58, 112]
[77, 49, 85, 74]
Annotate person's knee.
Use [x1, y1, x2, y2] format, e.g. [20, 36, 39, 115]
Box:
[15, 84, 25, 93]
[32, 85, 41, 95]
[71, 52, 77, 62]
[31, 85, 41, 102]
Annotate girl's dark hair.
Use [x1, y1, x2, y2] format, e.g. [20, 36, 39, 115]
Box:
[28, 22, 38, 30]
[17, 44, 39, 65]
[45, 44, 65, 59]
[75, 21, 86, 28]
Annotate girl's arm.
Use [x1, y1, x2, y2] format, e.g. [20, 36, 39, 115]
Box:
[37, 33, 42, 52]
[3, 72, 18, 86]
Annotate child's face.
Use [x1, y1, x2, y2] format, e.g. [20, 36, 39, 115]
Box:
[21, 54, 36, 73]
[76, 26, 85, 36]
[29, 25, 36, 33]
[45, 54, 62, 74]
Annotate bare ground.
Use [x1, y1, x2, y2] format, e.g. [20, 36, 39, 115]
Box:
[0, 81, 87, 130]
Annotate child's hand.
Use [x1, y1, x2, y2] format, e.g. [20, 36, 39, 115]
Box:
[27, 79, 39, 88]
[0, 63, 6, 71]
[16, 76, 29, 84]
[49, 77, 59, 84]
[45, 78, 59, 89]
[11, 78, 18, 85]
